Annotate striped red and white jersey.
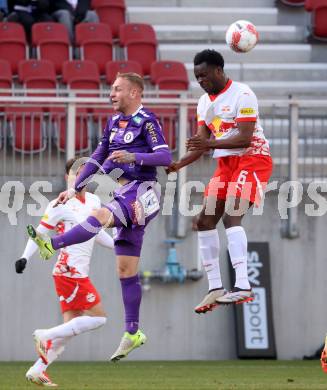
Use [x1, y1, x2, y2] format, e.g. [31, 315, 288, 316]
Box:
[40, 193, 101, 278]
[197, 79, 270, 158]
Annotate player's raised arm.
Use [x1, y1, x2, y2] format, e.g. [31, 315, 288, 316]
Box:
[167, 123, 211, 173]
[55, 123, 112, 206]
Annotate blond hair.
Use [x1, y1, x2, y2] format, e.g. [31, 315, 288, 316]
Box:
[116, 72, 144, 92]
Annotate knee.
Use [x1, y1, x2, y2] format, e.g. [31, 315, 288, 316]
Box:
[91, 207, 111, 226]
[54, 9, 71, 22]
[85, 10, 99, 23]
[222, 214, 242, 229]
[97, 316, 107, 327]
[117, 262, 129, 278]
[196, 214, 218, 231]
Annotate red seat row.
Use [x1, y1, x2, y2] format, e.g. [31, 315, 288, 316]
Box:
[0, 58, 189, 153]
[0, 59, 188, 91]
[280, 0, 327, 39]
[305, 0, 327, 39]
[0, 21, 158, 75]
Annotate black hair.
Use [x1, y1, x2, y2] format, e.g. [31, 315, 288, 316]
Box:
[193, 49, 224, 69]
[65, 156, 87, 174]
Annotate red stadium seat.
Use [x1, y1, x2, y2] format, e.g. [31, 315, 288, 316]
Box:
[0, 60, 12, 148]
[92, 107, 115, 139]
[92, 0, 126, 39]
[75, 23, 113, 75]
[52, 60, 101, 152]
[32, 22, 71, 75]
[150, 61, 189, 91]
[62, 60, 100, 93]
[150, 61, 189, 150]
[0, 59, 12, 92]
[0, 22, 27, 74]
[151, 106, 178, 150]
[105, 60, 143, 84]
[305, 0, 327, 39]
[119, 23, 157, 75]
[5, 106, 46, 152]
[18, 60, 57, 93]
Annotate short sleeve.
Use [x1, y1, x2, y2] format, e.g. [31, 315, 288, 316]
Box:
[40, 201, 63, 230]
[197, 97, 206, 126]
[143, 119, 169, 151]
[235, 91, 258, 123]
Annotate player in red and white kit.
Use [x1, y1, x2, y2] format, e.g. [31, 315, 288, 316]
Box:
[168, 49, 273, 313]
[15, 157, 114, 387]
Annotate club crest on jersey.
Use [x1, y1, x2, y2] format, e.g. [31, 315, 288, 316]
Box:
[133, 116, 142, 125]
[124, 131, 134, 143]
[86, 292, 96, 303]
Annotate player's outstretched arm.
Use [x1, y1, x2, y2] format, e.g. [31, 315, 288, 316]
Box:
[166, 123, 210, 173]
[15, 224, 52, 273]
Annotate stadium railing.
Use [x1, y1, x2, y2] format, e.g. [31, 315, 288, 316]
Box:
[0, 90, 326, 190]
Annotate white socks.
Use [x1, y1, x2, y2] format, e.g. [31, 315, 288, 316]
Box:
[31, 316, 107, 373]
[43, 316, 107, 339]
[32, 336, 72, 372]
[198, 229, 222, 291]
[226, 226, 250, 290]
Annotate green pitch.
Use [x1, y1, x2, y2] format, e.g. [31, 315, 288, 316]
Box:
[1, 360, 326, 390]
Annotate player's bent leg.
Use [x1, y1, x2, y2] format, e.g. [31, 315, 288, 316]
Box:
[50, 208, 113, 251]
[28, 208, 115, 259]
[194, 198, 226, 314]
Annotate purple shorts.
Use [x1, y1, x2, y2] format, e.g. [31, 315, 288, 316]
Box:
[105, 180, 161, 257]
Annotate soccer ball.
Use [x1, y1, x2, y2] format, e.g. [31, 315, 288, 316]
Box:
[225, 20, 259, 53]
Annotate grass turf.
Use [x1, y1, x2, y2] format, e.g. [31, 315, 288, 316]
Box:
[0, 361, 326, 390]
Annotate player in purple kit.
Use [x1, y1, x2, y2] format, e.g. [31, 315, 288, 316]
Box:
[27, 72, 172, 361]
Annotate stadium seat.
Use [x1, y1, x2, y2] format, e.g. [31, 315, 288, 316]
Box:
[119, 23, 157, 75]
[18, 60, 57, 94]
[305, 0, 327, 39]
[0, 22, 27, 74]
[151, 106, 178, 150]
[91, 0, 126, 39]
[0, 60, 12, 92]
[75, 23, 113, 75]
[32, 22, 71, 75]
[150, 61, 189, 91]
[5, 106, 46, 152]
[280, 0, 305, 6]
[0, 60, 12, 149]
[105, 60, 143, 85]
[62, 60, 100, 93]
[150, 61, 188, 150]
[52, 60, 100, 152]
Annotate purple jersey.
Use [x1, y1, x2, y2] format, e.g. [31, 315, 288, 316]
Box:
[74, 106, 171, 191]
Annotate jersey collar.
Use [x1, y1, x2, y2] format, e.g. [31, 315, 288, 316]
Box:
[120, 105, 143, 120]
[208, 79, 233, 101]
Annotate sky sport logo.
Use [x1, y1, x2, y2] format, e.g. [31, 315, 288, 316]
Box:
[244, 250, 268, 350]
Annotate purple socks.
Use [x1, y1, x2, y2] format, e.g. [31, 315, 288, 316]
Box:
[51, 216, 102, 250]
[120, 274, 142, 335]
